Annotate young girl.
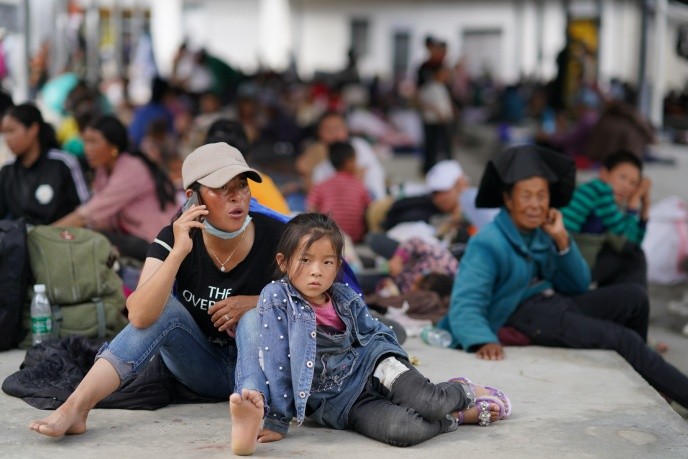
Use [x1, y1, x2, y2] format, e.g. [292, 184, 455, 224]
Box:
[229, 213, 511, 455]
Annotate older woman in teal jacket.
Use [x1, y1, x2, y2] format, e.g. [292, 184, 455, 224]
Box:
[439, 145, 687, 408]
[443, 207, 590, 351]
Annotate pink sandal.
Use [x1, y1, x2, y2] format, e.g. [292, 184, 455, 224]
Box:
[450, 376, 512, 419]
[455, 396, 506, 426]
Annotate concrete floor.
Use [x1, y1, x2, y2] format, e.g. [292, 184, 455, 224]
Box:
[0, 342, 686, 459]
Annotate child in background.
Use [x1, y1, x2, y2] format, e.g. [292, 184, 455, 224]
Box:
[561, 150, 650, 288]
[306, 141, 372, 243]
[386, 237, 459, 294]
[229, 213, 511, 455]
[365, 235, 459, 296]
[366, 272, 455, 325]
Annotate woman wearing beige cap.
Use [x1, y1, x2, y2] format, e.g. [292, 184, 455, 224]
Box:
[29, 142, 287, 437]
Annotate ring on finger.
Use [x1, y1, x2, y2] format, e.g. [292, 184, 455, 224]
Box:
[224, 314, 230, 322]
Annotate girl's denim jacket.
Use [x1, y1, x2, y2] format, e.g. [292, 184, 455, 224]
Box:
[258, 279, 404, 436]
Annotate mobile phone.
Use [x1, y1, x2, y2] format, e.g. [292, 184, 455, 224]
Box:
[182, 191, 203, 235]
[182, 191, 200, 213]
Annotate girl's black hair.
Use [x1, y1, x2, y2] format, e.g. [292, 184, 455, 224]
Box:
[274, 212, 345, 280]
[87, 115, 177, 211]
[4, 103, 59, 152]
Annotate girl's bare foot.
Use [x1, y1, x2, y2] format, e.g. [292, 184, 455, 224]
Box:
[230, 389, 264, 456]
[28, 402, 88, 437]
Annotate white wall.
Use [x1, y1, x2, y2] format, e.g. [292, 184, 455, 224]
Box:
[518, 0, 538, 79]
[150, 0, 183, 77]
[258, 0, 292, 69]
[293, 0, 535, 83]
[294, 6, 350, 75]
[290, 0, 600, 84]
[454, 2, 519, 82]
[606, 0, 641, 84]
[145, 0, 684, 92]
[170, 0, 293, 74]
[663, 16, 688, 91]
[599, 1, 686, 90]
[203, 0, 261, 72]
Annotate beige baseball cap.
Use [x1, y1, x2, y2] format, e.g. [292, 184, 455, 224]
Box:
[182, 142, 262, 189]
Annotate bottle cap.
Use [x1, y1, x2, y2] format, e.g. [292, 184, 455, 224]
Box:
[33, 284, 46, 293]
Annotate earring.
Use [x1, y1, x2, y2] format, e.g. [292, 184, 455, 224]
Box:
[111, 149, 119, 158]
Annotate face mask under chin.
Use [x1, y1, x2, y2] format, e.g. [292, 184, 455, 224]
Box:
[204, 215, 252, 239]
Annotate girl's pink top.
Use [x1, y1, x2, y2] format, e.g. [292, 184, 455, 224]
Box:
[313, 296, 346, 332]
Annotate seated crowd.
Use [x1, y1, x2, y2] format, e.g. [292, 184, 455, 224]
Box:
[0, 69, 685, 453]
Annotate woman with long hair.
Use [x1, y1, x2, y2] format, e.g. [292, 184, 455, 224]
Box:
[54, 115, 178, 260]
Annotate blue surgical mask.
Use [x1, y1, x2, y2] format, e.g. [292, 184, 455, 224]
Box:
[204, 215, 252, 240]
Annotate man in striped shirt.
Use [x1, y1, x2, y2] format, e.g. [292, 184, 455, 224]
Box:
[562, 150, 650, 288]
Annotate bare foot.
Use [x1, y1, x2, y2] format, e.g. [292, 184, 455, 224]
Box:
[653, 340, 669, 354]
[28, 402, 88, 437]
[230, 389, 264, 456]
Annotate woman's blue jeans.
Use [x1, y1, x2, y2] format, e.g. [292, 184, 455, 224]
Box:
[97, 296, 261, 399]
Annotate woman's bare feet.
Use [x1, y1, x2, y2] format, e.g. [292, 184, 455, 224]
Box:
[28, 401, 88, 437]
[230, 389, 264, 456]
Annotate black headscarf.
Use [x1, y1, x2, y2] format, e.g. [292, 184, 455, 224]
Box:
[475, 144, 576, 208]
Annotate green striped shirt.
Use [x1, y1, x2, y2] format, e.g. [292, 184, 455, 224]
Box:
[562, 178, 646, 244]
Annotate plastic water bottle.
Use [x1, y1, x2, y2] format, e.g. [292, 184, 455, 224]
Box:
[420, 326, 453, 348]
[30, 284, 53, 345]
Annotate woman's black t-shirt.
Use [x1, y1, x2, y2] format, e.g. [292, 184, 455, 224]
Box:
[0, 149, 89, 225]
[147, 212, 285, 346]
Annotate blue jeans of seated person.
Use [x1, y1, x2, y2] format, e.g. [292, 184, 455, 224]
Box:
[348, 358, 468, 447]
[97, 296, 260, 399]
[234, 307, 268, 398]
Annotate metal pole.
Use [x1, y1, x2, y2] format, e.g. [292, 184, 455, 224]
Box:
[637, 0, 650, 115]
[536, 0, 544, 79]
[53, 0, 69, 75]
[85, 0, 100, 85]
[595, 0, 602, 83]
[20, 0, 30, 101]
[650, 0, 668, 128]
[515, 0, 524, 79]
[112, 0, 123, 79]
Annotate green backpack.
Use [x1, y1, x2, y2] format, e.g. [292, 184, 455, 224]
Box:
[21, 226, 128, 347]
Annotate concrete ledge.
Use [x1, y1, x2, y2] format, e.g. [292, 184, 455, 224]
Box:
[0, 339, 686, 458]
